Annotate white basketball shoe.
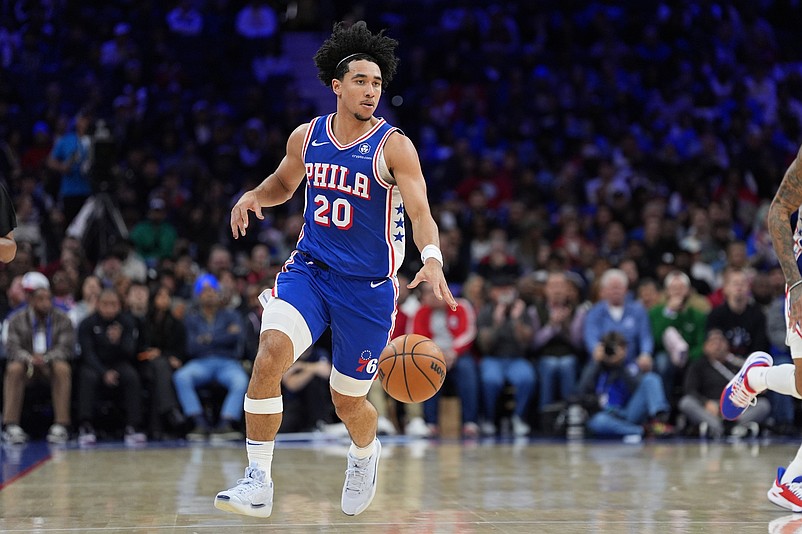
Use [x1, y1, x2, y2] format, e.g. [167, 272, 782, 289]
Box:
[341, 438, 381, 516]
[214, 462, 273, 517]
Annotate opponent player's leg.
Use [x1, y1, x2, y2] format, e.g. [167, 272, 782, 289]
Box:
[721, 299, 802, 421]
[214, 295, 316, 518]
[748, 303, 802, 512]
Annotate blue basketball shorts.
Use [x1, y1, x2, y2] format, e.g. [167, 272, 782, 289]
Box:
[267, 251, 398, 393]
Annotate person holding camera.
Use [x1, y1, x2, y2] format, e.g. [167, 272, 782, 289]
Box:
[577, 331, 674, 439]
[584, 268, 655, 373]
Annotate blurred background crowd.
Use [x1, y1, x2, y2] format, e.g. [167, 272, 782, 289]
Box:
[1, 0, 802, 444]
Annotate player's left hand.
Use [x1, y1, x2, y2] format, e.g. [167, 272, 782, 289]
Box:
[408, 261, 457, 310]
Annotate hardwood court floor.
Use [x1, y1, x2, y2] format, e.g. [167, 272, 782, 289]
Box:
[1, 435, 801, 533]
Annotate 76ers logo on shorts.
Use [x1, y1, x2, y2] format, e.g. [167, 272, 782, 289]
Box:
[356, 350, 378, 374]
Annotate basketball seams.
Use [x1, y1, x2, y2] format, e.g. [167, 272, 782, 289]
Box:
[378, 333, 446, 403]
[402, 350, 414, 402]
[409, 354, 439, 393]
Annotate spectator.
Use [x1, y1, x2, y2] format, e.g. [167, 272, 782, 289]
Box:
[577, 332, 673, 439]
[583, 268, 654, 372]
[46, 109, 92, 225]
[50, 269, 76, 313]
[649, 271, 708, 403]
[173, 274, 248, 442]
[1, 274, 27, 332]
[137, 284, 187, 439]
[531, 271, 587, 411]
[128, 197, 177, 267]
[244, 243, 273, 285]
[76, 288, 146, 445]
[68, 274, 102, 328]
[205, 244, 233, 279]
[678, 328, 769, 439]
[476, 276, 535, 437]
[706, 267, 769, 357]
[636, 278, 661, 311]
[475, 228, 521, 285]
[2, 274, 74, 444]
[412, 282, 479, 438]
[279, 346, 335, 433]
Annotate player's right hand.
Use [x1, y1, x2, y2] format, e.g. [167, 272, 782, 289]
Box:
[230, 190, 264, 238]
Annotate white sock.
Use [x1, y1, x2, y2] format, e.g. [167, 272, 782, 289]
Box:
[782, 443, 802, 483]
[246, 439, 275, 479]
[349, 438, 376, 459]
[747, 365, 802, 399]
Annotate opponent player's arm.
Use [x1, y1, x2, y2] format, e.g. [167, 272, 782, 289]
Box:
[767, 144, 802, 287]
[231, 124, 309, 238]
[385, 133, 457, 310]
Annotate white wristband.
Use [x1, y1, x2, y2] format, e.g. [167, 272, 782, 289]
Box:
[421, 244, 443, 266]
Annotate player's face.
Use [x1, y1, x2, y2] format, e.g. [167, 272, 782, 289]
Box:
[337, 60, 383, 121]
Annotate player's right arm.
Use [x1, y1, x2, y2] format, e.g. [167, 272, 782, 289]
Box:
[768, 144, 802, 328]
[230, 123, 310, 239]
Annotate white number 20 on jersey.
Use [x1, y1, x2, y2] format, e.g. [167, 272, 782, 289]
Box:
[313, 194, 353, 229]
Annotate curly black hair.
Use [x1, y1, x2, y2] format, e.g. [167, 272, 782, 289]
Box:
[314, 21, 399, 90]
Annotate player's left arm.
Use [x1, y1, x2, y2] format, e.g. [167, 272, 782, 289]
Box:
[384, 133, 457, 310]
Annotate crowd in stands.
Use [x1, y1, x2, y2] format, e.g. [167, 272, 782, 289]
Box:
[1, 1, 802, 443]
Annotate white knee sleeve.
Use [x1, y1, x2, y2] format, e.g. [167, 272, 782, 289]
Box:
[260, 292, 313, 362]
[244, 395, 283, 414]
[330, 367, 373, 397]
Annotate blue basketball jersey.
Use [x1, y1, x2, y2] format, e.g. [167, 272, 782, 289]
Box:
[298, 114, 405, 279]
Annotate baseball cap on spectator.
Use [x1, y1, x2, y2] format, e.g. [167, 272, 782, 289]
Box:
[680, 236, 702, 254]
[194, 274, 220, 297]
[22, 272, 50, 293]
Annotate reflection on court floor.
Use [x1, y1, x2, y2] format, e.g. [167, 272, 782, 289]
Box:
[0, 435, 797, 533]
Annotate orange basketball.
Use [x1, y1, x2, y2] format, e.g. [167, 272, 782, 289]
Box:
[377, 334, 447, 403]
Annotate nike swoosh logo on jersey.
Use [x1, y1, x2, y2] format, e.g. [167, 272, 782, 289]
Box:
[370, 280, 388, 288]
[311, 140, 329, 146]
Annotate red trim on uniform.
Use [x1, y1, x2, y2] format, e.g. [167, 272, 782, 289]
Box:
[274, 250, 300, 299]
[301, 117, 319, 161]
[325, 113, 386, 150]
[372, 127, 399, 190]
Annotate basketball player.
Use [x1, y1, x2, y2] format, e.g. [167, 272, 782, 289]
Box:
[721, 143, 802, 512]
[214, 21, 456, 518]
